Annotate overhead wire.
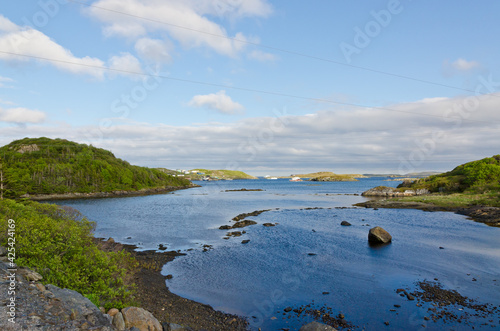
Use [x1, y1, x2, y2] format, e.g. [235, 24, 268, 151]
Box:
[1, 50, 498, 126]
[67, 0, 500, 99]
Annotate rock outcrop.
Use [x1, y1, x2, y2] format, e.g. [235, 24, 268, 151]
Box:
[0, 258, 164, 331]
[362, 186, 430, 197]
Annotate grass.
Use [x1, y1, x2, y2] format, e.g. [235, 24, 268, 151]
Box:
[393, 192, 500, 208]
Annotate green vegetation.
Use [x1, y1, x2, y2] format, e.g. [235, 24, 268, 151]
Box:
[393, 193, 500, 208]
[189, 169, 258, 180]
[0, 199, 137, 309]
[0, 137, 191, 198]
[286, 171, 366, 181]
[398, 155, 500, 194]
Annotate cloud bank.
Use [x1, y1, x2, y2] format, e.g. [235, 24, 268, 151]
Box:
[1, 93, 499, 175]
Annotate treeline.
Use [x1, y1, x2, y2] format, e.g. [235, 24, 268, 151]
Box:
[399, 155, 500, 193]
[0, 137, 190, 198]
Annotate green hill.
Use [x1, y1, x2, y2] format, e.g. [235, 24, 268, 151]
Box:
[398, 155, 500, 194]
[0, 137, 191, 198]
[190, 169, 257, 180]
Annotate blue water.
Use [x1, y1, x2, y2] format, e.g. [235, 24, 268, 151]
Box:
[54, 178, 500, 330]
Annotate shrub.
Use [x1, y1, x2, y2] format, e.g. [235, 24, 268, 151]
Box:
[0, 199, 136, 308]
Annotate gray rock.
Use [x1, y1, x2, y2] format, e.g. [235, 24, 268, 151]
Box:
[20, 268, 43, 282]
[113, 311, 126, 330]
[232, 220, 257, 228]
[368, 226, 392, 244]
[122, 306, 162, 331]
[299, 321, 337, 330]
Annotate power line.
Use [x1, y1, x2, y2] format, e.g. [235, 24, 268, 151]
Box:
[68, 0, 497, 98]
[1, 50, 498, 125]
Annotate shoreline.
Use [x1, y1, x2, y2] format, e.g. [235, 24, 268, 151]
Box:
[96, 238, 249, 331]
[355, 199, 500, 227]
[22, 184, 200, 201]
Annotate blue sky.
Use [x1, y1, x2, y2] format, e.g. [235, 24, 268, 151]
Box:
[1, 0, 500, 175]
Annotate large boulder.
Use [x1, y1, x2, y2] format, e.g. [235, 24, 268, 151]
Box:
[122, 306, 162, 331]
[299, 321, 337, 331]
[368, 226, 392, 244]
[45, 284, 111, 327]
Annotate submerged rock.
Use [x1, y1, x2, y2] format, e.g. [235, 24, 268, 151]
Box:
[368, 226, 392, 244]
[232, 220, 257, 228]
[299, 321, 337, 330]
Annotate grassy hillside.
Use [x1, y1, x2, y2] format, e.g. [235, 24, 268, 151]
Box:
[0, 137, 191, 198]
[398, 155, 500, 194]
[190, 169, 258, 180]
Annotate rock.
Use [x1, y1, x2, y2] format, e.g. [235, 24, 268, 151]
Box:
[36, 283, 46, 292]
[103, 313, 113, 324]
[0, 246, 7, 256]
[362, 186, 430, 197]
[227, 231, 242, 237]
[219, 225, 232, 230]
[299, 321, 337, 330]
[284, 307, 292, 312]
[122, 306, 162, 331]
[340, 221, 352, 226]
[20, 268, 43, 282]
[107, 308, 119, 316]
[263, 223, 276, 227]
[232, 220, 257, 228]
[368, 226, 392, 244]
[165, 274, 173, 279]
[241, 240, 250, 244]
[113, 311, 126, 330]
[45, 284, 110, 326]
[166, 323, 194, 330]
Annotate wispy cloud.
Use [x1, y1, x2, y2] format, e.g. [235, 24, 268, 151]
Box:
[443, 58, 481, 76]
[188, 90, 244, 114]
[247, 50, 277, 62]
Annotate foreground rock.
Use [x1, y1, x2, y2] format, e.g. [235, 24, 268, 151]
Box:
[0, 261, 114, 330]
[299, 321, 337, 330]
[368, 226, 392, 244]
[362, 186, 429, 197]
[122, 307, 162, 330]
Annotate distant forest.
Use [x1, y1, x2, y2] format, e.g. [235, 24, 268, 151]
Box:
[0, 137, 190, 198]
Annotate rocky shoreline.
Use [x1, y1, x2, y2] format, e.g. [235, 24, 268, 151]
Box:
[96, 238, 250, 331]
[22, 185, 199, 201]
[355, 199, 500, 227]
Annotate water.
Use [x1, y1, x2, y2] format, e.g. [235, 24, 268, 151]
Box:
[53, 178, 500, 330]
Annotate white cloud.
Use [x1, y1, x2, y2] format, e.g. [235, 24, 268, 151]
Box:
[188, 90, 244, 114]
[443, 58, 481, 76]
[87, 0, 272, 58]
[0, 107, 46, 124]
[1, 93, 499, 175]
[0, 15, 106, 78]
[248, 50, 277, 62]
[108, 52, 143, 79]
[135, 37, 172, 64]
[0, 15, 146, 79]
[452, 58, 480, 71]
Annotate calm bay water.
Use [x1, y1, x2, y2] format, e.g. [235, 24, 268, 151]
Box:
[54, 178, 500, 330]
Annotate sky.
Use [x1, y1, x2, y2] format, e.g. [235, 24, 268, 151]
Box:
[1, 0, 500, 176]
